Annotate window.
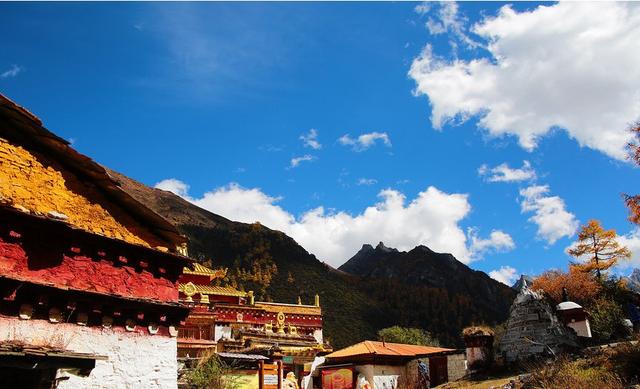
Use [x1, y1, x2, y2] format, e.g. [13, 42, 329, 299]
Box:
[178, 326, 212, 340]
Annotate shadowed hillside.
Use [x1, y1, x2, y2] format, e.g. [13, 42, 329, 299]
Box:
[108, 169, 515, 348]
[106, 169, 381, 348]
[340, 242, 516, 345]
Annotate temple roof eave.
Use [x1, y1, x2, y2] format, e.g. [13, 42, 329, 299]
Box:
[178, 283, 247, 298]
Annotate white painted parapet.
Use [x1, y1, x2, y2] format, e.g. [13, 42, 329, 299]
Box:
[0, 316, 178, 389]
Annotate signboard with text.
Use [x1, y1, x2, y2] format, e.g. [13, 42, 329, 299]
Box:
[261, 362, 281, 389]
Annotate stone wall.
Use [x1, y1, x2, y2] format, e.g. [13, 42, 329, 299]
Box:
[1, 316, 178, 388]
[446, 353, 467, 381]
[498, 288, 577, 363]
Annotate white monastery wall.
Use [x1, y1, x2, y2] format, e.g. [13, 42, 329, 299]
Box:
[0, 316, 177, 389]
[354, 364, 402, 389]
[567, 320, 592, 338]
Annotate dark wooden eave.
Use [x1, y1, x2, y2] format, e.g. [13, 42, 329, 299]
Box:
[0, 279, 190, 327]
[0, 342, 106, 375]
[1, 205, 191, 270]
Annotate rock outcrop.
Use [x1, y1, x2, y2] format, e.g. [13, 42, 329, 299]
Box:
[512, 274, 533, 291]
[623, 268, 640, 293]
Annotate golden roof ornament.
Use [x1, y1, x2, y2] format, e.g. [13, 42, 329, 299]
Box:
[277, 311, 286, 334]
[182, 282, 197, 302]
[182, 263, 228, 280]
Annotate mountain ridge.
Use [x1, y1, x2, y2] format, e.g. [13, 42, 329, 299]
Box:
[108, 168, 515, 347]
[339, 241, 516, 332]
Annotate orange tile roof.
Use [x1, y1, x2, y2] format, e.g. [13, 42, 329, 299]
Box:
[325, 341, 453, 360]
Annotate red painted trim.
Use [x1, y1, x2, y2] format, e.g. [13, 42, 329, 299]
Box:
[0, 237, 178, 303]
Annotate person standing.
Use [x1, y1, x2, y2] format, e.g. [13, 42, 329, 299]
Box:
[418, 360, 430, 389]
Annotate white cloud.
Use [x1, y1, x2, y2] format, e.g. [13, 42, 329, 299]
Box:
[155, 178, 191, 199]
[1, 65, 22, 79]
[153, 6, 291, 99]
[409, 2, 640, 160]
[520, 185, 578, 244]
[300, 129, 322, 150]
[193, 183, 294, 230]
[155, 179, 510, 267]
[489, 266, 518, 286]
[426, 19, 446, 35]
[357, 178, 378, 186]
[615, 229, 640, 270]
[478, 160, 536, 183]
[422, 2, 480, 48]
[259, 144, 284, 153]
[469, 228, 516, 259]
[338, 132, 392, 151]
[414, 2, 431, 16]
[289, 155, 315, 168]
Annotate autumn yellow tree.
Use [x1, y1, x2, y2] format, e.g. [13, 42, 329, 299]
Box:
[625, 122, 640, 224]
[532, 265, 601, 306]
[567, 220, 630, 281]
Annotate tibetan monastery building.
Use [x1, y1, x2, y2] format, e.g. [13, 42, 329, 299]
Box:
[0, 94, 191, 387]
[177, 264, 331, 374]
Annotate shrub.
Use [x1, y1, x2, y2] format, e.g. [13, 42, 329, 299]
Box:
[525, 356, 622, 389]
[377, 326, 440, 346]
[187, 351, 238, 389]
[588, 296, 627, 342]
[601, 341, 640, 385]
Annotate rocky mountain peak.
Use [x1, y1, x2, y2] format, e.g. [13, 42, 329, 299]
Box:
[624, 268, 640, 293]
[359, 243, 375, 253]
[414, 244, 433, 252]
[512, 274, 534, 291]
[375, 242, 397, 253]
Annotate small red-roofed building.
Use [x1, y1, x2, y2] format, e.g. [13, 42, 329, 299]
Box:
[320, 340, 466, 388]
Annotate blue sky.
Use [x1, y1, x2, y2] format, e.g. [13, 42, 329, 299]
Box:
[2, 2, 640, 284]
